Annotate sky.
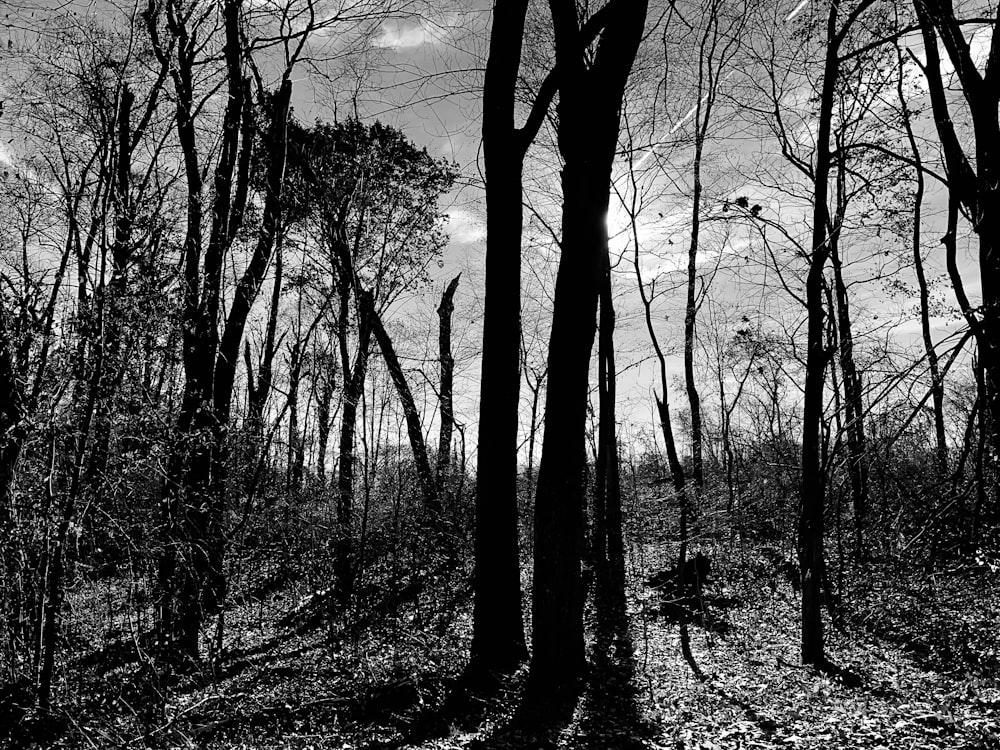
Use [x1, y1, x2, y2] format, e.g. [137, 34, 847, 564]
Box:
[0, 0, 992, 465]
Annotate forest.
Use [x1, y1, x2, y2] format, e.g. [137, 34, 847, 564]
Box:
[2, 0, 1000, 747]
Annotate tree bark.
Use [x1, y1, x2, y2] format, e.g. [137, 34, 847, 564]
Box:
[468, 0, 532, 679]
[594, 261, 626, 626]
[529, 0, 648, 703]
[149, 0, 294, 659]
[799, 1, 841, 668]
[363, 291, 440, 515]
[435, 274, 461, 496]
[912, 0, 1000, 477]
[896, 44, 947, 474]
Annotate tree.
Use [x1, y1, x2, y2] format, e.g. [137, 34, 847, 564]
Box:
[146, 0, 302, 664]
[528, 0, 648, 703]
[790, 0, 876, 667]
[911, 0, 1000, 499]
[895, 42, 948, 474]
[436, 274, 461, 496]
[468, 0, 536, 680]
[284, 117, 456, 602]
[681, 0, 745, 491]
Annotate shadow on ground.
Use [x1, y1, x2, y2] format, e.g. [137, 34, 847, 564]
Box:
[565, 628, 655, 750]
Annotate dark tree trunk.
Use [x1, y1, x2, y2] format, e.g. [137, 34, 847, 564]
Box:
[529, 0, 648, 703]
[530, 171, 603, 696]
[594, 262, 626, 626]
[287, 339, 305, 497]
[315, 349, 335, 488]
[799, 2, 841, 668]
[436, 274, 461, 496]
[634, 199, 685, 495]
[914, 0, 1000, 491]
[468, 0, 532, 679]
[245, 242, 284, 468]
[896, 45, 947, 473]
[524, 364, 546, 487]
[829, 240, 867, 553]
[685, 96, 707, 490]
[973, 354, 989, 547]
[336, 312, 372, 605]
[364, 292, 440, 515]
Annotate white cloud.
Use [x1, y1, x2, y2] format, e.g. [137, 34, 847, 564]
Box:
[372, 17, 450, 50]
[446, 208, 485, 245]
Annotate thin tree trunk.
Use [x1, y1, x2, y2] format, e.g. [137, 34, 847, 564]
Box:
[799, 2, 841, 669]
[896, 44, 947, 474]
[364, 292, 440, 515]
[595, 262, 626, 626]
[315, 349, 335, 488]
[335, 270, 372, 604]
[524, 365, 546, 488]
[829, 240, 867, 553]
[436, 274, 461, 496]
[287, 339, 304, 497]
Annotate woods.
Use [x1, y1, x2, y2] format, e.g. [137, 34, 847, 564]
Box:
[3, 0, 1000, 748]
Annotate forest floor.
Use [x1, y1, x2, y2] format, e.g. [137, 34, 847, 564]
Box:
[13, 537, 1000, 749]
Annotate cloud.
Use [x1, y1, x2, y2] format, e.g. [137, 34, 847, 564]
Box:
[372, 17, 450, 50]
[446, 208, 485, 245]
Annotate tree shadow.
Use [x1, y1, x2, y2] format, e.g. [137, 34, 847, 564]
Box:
[470, 701, 578, 749]
[563, 581, 657, 750]
[392, 666, 520, 748]
[467, 656, 586, 750]
[565, 630, 654, 750]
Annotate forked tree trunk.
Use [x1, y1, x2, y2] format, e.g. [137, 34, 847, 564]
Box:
[914, 0, 1000, 501]
[529, 0, 648, 704]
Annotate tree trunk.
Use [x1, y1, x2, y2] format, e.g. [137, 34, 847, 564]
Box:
[829, 241, 867, 553]
[684, 96, 706, 491]
[798, 2, 840, 668]
[287, 339, 304, 497]
[914, 0, 1000, 493]
[436, 274, 461, 496]
[896, 45, 947, 474]
[364, 292, 440, 515]
[530, 0, 647, 701]
[315, 350, 335, 488]
[530, 171, 603, 695]
[594, 261, 625, 626]
[468, 0, 531, 680]
[245, 241, 283, 476]
[336, 314, 372, 605]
